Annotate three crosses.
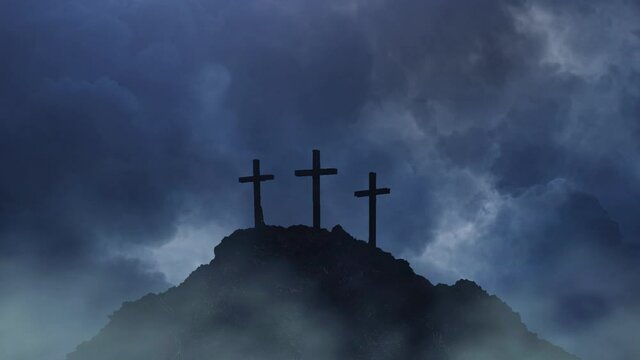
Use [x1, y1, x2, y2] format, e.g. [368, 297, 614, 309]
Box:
[239, 150, 390, 248]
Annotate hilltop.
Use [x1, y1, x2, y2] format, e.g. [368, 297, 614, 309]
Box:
[68, 225, 578, 360]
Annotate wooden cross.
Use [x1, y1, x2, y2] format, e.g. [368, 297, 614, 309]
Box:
[354, 172, 390, 248]
[239, 159, 274, 228]
[294, 149, 338, 229]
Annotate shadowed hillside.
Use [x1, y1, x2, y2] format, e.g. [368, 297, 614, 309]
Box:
[68, 225, 578, 360]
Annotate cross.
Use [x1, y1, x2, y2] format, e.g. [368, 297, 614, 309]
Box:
[239, 159, 274, 228]
[354, 172, 390, 248]
[294, 149, 338, 229]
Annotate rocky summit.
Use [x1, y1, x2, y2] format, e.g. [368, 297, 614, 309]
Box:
[68, 225, 578, 360]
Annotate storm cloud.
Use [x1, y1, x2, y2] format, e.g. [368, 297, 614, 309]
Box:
[1, 0, 640, 359]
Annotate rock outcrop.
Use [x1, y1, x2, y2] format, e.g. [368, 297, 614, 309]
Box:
[68, 225, 578, 360]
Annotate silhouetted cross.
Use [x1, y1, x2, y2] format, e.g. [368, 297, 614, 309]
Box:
[295, 149, 338, 229]
[239, 159, 274, 228]
[354, 172, 390, 248]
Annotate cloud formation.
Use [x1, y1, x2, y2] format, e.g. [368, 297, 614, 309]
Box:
[1, 0, 640, 359]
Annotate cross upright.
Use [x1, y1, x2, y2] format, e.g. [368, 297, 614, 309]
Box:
[239, 159, 274, 228]
[354, 172, 390, 248]
[294, 149, 338, 229]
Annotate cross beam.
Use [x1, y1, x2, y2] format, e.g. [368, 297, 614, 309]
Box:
[239, 159, 274, 228]
[354, 172, 390, 248]
[294, 149, 338, 229]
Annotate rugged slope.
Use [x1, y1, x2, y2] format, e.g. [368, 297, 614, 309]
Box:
[68, 225, 578, 360]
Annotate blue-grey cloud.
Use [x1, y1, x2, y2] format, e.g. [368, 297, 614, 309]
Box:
[2, 0, 640, 359]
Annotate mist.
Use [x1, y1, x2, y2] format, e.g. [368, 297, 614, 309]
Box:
[2, 0, 640, 359]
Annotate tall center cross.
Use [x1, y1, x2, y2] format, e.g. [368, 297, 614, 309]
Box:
[354, 172, 390, 248]
[295, 149, 338, 229]
[239, 159, 274, 228]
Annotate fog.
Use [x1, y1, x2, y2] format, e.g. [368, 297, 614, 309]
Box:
[2, 0, 640, 358]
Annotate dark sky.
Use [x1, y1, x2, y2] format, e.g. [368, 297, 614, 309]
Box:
[2, 0, 640, 359]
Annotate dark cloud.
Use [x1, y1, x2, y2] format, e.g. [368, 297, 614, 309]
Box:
[2, 0, 640, 359]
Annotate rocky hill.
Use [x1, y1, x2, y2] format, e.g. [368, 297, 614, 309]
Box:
[68, 225, 578, 360]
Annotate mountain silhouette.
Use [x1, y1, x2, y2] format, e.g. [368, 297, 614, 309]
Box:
[68, 225, 578, 360]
